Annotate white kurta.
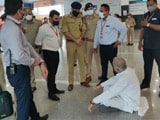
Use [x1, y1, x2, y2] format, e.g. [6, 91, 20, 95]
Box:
[93, 68, 140, 113]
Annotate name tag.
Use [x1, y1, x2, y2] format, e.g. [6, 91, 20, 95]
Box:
[152, 18, 157, 20]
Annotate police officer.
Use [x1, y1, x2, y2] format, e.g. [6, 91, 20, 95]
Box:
[62, 1, 90, 91]
[22, 8, 42, 92]
[0, 53, 6, 91]
[83, 3, 102, 83]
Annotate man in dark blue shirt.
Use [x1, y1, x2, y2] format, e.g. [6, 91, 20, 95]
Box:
[138, 0, 160, 91]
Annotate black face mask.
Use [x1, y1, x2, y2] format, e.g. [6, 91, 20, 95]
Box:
[72, 11, 79, 17]
[53, 21, 59, 26]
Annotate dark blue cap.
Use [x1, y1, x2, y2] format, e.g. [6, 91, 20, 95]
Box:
[71, 1, 82, 9]
[84, 3, 93, 11]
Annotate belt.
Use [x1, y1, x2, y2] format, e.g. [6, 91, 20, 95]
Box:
[85, 38, 93, 42]
[66, 39, 74, 42]
[7, 64, 28, 68]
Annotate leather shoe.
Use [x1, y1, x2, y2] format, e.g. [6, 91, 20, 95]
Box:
[48, 94, 60, 101]
[140, 83, 150, 90]
[68, 84, 73, 91]
[55, 89, 65, 94]
[40, 114, 48, 120]
[80, 82, 90, 87]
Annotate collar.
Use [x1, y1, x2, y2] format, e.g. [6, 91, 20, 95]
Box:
[6, 15, 21, 25]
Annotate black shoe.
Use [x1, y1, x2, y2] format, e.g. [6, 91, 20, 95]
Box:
[40, 114, 49, 120]
[68, 84, 73, 91]
[96, 80, 105, 86]
[48, 94, 60, 101]
[140, 83, 149, 90]
[127, 43, 130, 46]
[98, 76, 102, 80]
[55, 89, 65, 94]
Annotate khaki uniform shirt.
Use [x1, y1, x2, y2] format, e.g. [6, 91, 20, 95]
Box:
[83, 13, 99, 40]
[22, 19, 41, 46]
[62, 13, 87, 39]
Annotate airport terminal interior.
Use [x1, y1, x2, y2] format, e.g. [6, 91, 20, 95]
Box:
[0, 0, 160, 120]
[3, 30, 160, 120]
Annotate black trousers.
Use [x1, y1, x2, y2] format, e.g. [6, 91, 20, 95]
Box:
[43, 50, 59, 95]
[100, 44, 117, 83]
[141, 49, 160, 86]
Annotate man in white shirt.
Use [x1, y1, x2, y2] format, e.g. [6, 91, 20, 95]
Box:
[94, 4, 126, 85]
[35, 10, 65, 101]
[88, 57, 141, 113]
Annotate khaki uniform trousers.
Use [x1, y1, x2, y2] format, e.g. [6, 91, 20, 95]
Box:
[0, 53, 6, 91]
[85, 41, 101, 78]
[66, 41, 86, 85]
[127, 27, 134, 44]
[30, 66, 36, 88]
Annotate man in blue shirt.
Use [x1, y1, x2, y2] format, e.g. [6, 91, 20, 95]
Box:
[138, 0, 160, 91]
[0, 0, 48, 120]
[94, 4, 126, 85]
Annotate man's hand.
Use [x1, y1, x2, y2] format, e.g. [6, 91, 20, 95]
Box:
[75, 38, 83, 46]
[138, 41, 143, 51]
[93, 85, 102, 90]
[113, 41, 121, 48]
[39, 63, 48, 79]
[93, 48, 97, 53]
[141, 19, 148, 27]
[88, 102, 94, 112]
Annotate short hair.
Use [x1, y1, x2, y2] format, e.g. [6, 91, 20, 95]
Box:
[5, 0, 23, 15]
[49, 10, 60, 18]
[147, 0, 157, 3]
[113, 57, 127, 71]
[101, 4, 110, 12]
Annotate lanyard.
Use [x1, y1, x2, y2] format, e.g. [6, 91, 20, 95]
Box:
[49, 24, 59, 38]
[100, 19, 107, 35]
[7, 18, 25, 33]
[146, 12, 155, 22]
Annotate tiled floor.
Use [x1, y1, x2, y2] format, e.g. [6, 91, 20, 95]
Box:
[4, 30, 160, 120]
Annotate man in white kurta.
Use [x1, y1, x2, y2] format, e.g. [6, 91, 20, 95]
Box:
[88, 57, 140, 113]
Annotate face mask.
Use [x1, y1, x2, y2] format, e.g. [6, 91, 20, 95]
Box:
[25, 15, 33, 21]
[147, 6, 156, 12]
[72, 11, 79, 17]
[99, 12, 104, 19]
[85, 10, 94, 15]
[53, 21, 59, 26]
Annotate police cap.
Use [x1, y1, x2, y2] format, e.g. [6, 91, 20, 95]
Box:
[84, 3, 93, 11]
[71, 1, 82, 9]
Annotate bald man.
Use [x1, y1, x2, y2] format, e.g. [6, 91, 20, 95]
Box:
[88, 57, 141, 114]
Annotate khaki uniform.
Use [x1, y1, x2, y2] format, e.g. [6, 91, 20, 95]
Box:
[125, 18, 136, 44]
[62, 14, 87, 84]
[83, 13, 101, 78]
[22, 19, 41, 88]
[0, 53, 6, 91]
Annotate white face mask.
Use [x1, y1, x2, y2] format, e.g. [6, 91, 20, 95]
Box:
[147, 6, 156, 12]
[85, 10, 94, 15]
[99, 12, 104, 19]
[25, 15, 33, 21]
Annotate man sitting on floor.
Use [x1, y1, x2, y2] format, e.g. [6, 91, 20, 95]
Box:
[88, 57, 148, 116]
